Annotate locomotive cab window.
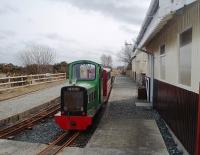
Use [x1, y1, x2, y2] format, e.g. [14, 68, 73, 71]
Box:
[73, 63, 96, 80]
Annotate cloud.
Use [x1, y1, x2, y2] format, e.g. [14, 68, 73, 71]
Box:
[0, 42, 23, 64]
[44, 33, 64, 41]
[63, 0, 150, 25]
[0, 2, 18, 15]
[0, 0, 150, 67]
[0, 30, 16, 40]
[41, 33, 78, 44]
[119, 25, 138, 35]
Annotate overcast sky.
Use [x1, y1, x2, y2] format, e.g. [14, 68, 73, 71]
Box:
[0, 0, 150, 66]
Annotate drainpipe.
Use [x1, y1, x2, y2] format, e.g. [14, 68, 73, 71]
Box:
[150, 54, 154, 106]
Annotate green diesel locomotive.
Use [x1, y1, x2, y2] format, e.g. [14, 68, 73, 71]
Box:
[55, 60, 111, 130]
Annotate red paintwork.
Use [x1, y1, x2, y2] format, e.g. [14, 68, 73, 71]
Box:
[195, 84, 200, 155]
[103, 68, 111, 98]
[103, 70, 107, 97]
[55, 112, 92, 130]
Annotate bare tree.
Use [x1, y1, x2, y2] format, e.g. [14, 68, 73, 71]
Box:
[100, 54, 112, 68]
[118, 43, 133, 65]
[19, 44, 56, 74]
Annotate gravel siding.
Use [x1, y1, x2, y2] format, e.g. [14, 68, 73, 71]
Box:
[13, 118, 63, 144]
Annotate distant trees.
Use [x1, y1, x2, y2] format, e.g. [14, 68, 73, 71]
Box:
[53, 61, 68, 73]
[117, 42, 133, 70]
[100, 54, 112, 68]
[19, 45, 56, 74]
[118, 42, 133, 67]
[0, 62, 69, 76]
[53, 61, 69, 78]
[0, 63, 23, 76]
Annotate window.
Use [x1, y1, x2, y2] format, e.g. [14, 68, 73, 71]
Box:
[160, 45, 166, 80]
[88, 91, 96, 103]
[160, 45, 165, 55]
[107, 72, 111, 80]
[179, 28, 192, 86]
[73, 63, 96, 80]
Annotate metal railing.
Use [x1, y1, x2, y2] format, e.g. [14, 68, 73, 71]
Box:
[0, 73, 66, 91]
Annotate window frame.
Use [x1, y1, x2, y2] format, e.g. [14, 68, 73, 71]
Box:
[160, 44, 166, 80]
[178, 27, 192, 86]
[72, 63, 96, 81]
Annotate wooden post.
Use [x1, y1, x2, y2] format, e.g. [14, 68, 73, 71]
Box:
[8, 77, 11, 88]
[196, 84, 200, 155]
[21, 77, 23, 86]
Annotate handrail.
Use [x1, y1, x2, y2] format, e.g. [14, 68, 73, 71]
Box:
[0, 73, 66, 91]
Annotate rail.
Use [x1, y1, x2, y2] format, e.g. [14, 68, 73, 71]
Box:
[0, 103, 60, 139]
[37, 131, 80, 155]
[0, 73, 66, 91]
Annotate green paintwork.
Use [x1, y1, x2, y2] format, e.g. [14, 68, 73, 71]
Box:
[69, 60, 103, 116]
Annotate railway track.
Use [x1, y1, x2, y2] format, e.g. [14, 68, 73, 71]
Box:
[0, 103, 60, 139]
[37, 131, 80, 155]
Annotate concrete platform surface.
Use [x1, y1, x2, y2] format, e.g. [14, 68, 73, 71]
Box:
[60, 147, 165, 155]
[0, 82, 68, 123]
[83, 76, 168, 155]
[86, 119, 167, 154]
[0, 139, 46, 155]
[71, 76, 167, 155]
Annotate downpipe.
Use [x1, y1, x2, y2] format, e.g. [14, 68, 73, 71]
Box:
[150, 54, 154, 106]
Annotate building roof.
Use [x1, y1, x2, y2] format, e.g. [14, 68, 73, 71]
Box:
[133, 0, 197, 53]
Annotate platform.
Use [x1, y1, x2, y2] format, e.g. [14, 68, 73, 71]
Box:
[0, 82, 68, 125]
[61, 76, 168, 155]
[0, 139, 46, 155]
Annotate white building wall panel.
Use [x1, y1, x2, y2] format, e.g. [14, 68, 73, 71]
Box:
[146, 1, 200, 93]
[132, 51, 148, 82]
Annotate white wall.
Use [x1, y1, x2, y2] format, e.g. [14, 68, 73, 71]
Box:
[132, 51, 148, 82]
[146, 1, 200, 93]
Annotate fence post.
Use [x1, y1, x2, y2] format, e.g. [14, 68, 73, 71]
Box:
[196, 83, 200, 155]
[8, 77, 11, 88]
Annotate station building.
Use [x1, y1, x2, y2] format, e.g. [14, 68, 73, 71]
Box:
[132, 0, 200, 154]
[131, 52, 148, 83]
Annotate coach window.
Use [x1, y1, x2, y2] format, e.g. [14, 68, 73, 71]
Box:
[160, 45, 166, 80]
[108, 72, 111, 80]
[179, 28, 192, 86]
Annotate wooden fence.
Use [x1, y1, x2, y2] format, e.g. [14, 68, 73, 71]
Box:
[0, 73, 66, 91]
